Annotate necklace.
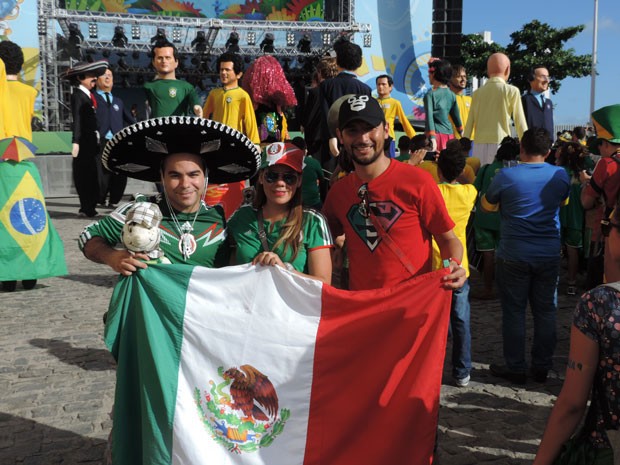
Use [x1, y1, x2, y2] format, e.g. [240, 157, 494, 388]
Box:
[165, 197, 201, 261]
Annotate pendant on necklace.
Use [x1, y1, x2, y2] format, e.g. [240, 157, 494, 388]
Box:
[179, 233, 197, 260]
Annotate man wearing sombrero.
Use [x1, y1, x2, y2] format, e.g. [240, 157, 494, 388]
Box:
[580, 104, 620, 286]
[78, 116, 260, 274]
[63, 60, 109, 218]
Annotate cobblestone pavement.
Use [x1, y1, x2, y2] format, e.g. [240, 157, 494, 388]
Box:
[0, 197, 580, 464]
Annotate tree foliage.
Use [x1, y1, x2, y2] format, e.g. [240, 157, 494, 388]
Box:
[460, 20, 592, 94]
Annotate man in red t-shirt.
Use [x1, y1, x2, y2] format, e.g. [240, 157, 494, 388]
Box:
[322, 95, 466, 291]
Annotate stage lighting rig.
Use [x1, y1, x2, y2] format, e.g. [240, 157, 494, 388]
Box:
[151, 28, 167, 44]
[192, 31, 207, 52]
[363, 34, 372, 48]
[131, 24, 141, 40]
[297, 33, 311, 53]
[286, 32, 295, 47]
[260, 33, 275, 54]
[88, 23, 98, 39]
[247, 32, 256, 46]
[225, 32, 240, 53]
[172, 28, 182, 43]
[112, 26, 128, 48]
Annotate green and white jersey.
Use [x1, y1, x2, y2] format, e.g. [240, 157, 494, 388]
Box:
[79, 196, 229, 267]
[227, 205, 333, 273]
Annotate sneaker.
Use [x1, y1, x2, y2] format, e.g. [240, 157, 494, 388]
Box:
[567, 285, 577, 296]
[454, 375, 470, 387]
[530, 367, 548, 383]
[1, 280, 17, 292]
[77, 211, 87, 218]
[489, 363, 526, 385]
[22, 279, 37, 290]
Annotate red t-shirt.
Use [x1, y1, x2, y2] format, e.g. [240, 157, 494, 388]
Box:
[583, 155, 620, 211]
[323, 160, 455, 290]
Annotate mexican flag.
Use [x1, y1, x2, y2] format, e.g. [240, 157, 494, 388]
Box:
[106, 264, 452, 465]
[0, 160, 67, 281]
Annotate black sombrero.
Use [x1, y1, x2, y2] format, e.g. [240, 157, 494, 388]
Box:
[102, 116, 261, 184]
[61, 60, 109, 81]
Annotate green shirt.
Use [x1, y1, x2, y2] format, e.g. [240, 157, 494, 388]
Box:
[473, 160, 502, 231]
[144, 79, 201, 117]
[559, 167, 584, 230]
[79, 197, 229, 267]
[301, 156, 324, 208]
[227, 205, 333, 273]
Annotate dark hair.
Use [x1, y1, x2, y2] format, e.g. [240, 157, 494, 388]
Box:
[556, 142, 587, 176]
[521, 128, 552, 156]
[334, 40, 362, 71]
[0, 40, 24, 75]
[291, 136, 306, 151]
[527, 66, 547, 82]
[409, 134, 431, 152]
[573, 126, 586, 140]
[376, 74, 393, 86]
[397, 135, 410, 152]
[451, 64, 466, 77]
[217, 51, 244, 75]
[151, 40, 178, 61]
[495, 136, 520, 161]
[429, 59, 452, 85]
[437, 142, 466, 182]
[458, 137, 472, 153]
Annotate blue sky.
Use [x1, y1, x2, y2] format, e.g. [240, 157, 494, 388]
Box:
[463, 0, 619, 126]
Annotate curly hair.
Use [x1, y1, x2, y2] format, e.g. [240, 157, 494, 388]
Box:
[316, 57, 338, 81]
[217, 52, 244, 75]
[437, 140, 466, 182]
[334, 40, 362, 71]
[556, 141, 588, 177]
[0, 40, 24, 75]
[495, 136, 520, 161]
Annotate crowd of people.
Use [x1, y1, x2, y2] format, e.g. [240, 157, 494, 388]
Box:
[73, 38, 620, 464]
[2, 32, 620, 463]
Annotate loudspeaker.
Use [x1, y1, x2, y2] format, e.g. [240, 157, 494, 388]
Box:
[431, 0, 463, 64]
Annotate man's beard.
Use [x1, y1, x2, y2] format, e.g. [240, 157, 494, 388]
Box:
[349, 144, 383, 166]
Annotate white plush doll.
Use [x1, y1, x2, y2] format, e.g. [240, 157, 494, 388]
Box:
[121, 202, 171, 264]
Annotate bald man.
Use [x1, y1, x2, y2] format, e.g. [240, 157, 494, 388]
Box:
[463, 53, 527, 165]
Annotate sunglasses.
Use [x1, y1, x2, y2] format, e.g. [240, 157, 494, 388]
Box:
[601, 219, 620, 237]
[264, 170, 299, 185]
[357, 183, 370, 218]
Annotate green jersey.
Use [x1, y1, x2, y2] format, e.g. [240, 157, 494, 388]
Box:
[144, 79, 201, 117]
[227, 205, 333, 273]
[79, 197, 229, 267]
[301, 156, 324, 208]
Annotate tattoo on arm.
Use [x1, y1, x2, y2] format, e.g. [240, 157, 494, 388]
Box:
[567, 359, 584, 371]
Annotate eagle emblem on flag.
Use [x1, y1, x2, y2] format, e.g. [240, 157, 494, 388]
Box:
[195, 365, 290, 454]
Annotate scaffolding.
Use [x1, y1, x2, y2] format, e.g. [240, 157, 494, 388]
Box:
[36, 0, 370, 131]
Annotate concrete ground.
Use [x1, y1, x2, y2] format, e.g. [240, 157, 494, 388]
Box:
[0, 197, 580, 464]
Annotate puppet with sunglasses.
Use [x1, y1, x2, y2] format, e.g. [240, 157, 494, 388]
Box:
[227, 142, 334, 284]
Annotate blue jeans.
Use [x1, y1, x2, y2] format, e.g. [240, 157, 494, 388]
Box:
[495, 257, 560, 372]
[450, 279, 471, 379]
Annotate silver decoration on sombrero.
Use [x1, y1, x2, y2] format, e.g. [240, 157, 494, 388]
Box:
[145, 136, 168, 154]
[201, 140, 221, 153]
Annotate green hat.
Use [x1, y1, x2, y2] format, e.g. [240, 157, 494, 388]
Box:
[591, 104, 620, 144]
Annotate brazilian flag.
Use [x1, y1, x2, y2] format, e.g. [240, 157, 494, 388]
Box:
[0, 160, 67, 281]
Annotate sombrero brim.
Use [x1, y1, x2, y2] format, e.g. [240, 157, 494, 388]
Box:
[62, 60, 109, 80]
[102, 116, 261, 184]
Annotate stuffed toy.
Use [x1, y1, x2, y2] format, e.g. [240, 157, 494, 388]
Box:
[121, 202, 170, 264]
